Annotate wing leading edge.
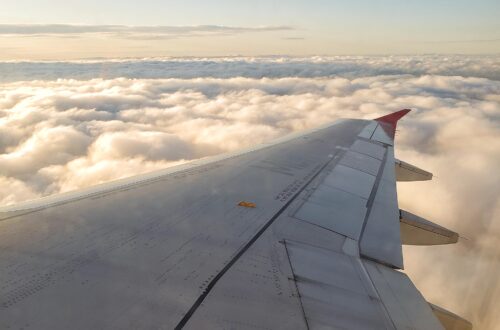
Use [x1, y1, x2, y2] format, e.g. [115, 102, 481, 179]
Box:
[0, 110, 470, 329]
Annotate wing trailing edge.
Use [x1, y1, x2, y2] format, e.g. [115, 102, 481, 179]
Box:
[395, 159, 433, 181]
[399, 209, 459, 245]
[429, 303, 473, 330]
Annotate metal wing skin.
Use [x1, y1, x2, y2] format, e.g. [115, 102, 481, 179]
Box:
[0, 110, 456, 329]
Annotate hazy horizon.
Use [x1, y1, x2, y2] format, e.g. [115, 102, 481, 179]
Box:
[1, 0, 499, 59]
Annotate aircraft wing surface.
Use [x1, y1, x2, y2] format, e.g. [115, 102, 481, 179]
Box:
[0, 110, 469, 329]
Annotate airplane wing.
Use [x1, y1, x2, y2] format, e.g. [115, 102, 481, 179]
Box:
[0, 110, 471, 329]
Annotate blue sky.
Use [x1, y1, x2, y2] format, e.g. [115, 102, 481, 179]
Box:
[1, 0, 499, 59]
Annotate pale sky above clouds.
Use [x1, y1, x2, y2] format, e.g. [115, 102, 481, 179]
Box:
[0, 0, 499, 59]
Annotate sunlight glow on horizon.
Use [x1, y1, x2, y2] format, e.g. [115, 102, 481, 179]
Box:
[0, 0, 499, 59]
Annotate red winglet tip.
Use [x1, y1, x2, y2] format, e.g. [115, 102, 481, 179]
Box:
[374, 109, 411, 128]
[374, 109, 411, 138]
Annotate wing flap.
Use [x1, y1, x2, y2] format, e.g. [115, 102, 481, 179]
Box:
[429, 303, 473, 330]
[285, 241, 392, 329]
[400, 209, 459, 245]
[395, 159, 433, 181]
[364, 261, 444, 330]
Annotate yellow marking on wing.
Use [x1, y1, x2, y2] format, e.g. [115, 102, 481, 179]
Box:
[238, 201, 256, 208]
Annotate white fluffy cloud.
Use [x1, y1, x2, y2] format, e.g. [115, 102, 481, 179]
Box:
[0, 57, 499, 328]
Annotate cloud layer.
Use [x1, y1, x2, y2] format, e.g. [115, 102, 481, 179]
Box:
[2, 55, 500, 82]
[0, 57, 498, 328]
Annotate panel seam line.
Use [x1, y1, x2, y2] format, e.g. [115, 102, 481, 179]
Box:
[174, 156, 336, 329]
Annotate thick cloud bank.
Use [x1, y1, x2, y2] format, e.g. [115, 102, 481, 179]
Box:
[0, 57, 499, 328]
[1, 55, 500, 82]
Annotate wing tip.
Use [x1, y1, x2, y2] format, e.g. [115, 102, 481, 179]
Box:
[374, 109, 411, 128]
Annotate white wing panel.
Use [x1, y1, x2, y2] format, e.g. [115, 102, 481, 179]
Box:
[360, 146, 404, 268]
[285, 241, 392, 330]
[364, 260, 444, 330]
[350, 139, 385, 160]
[371, 124, 394, 145]
[323, 164, 376, 199]
[357, 121, 378, 139]
[339, 150, 382, 176]
[294, 185, 367, 239]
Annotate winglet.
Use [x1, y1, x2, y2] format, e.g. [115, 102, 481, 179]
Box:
[374, 109, 411, 138]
